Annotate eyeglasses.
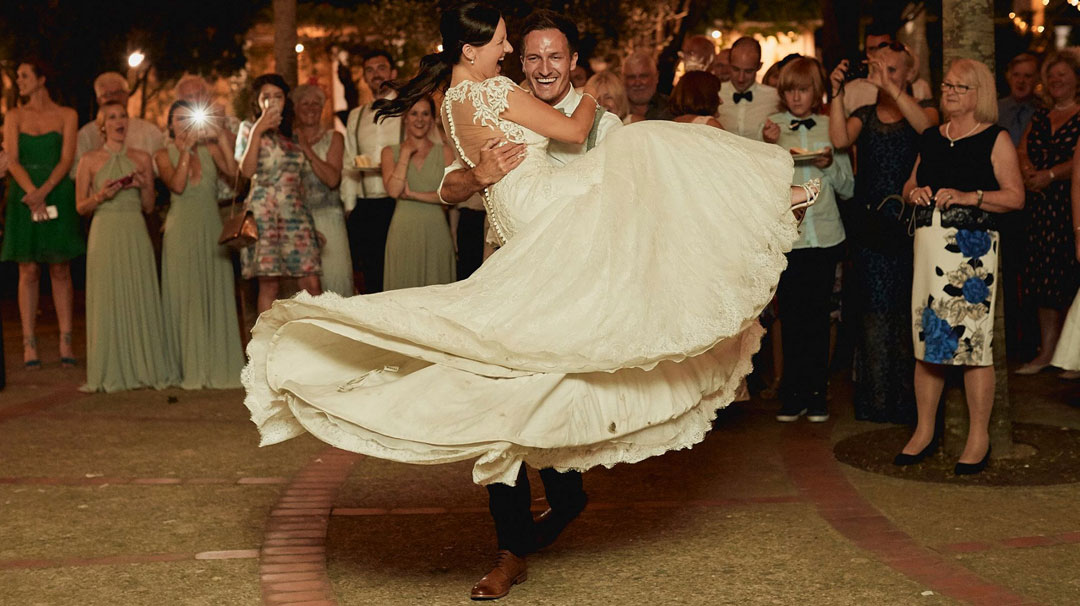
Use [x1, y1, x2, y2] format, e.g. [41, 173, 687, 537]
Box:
[871, 41, 908, 53]
[941, 82, 975, 94]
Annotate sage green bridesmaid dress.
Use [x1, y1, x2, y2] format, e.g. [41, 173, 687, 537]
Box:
[161, 143, 244, 389]
[83, 147, 179, 392]
[382, 143, 456, 290]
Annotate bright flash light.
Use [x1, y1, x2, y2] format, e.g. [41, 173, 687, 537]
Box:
[709, 29, 721, 39]
[437, 44, 444, 52]
[295, 43, 304, 53]
[128, 51, 145, 68]
[191, 107, 209, 126]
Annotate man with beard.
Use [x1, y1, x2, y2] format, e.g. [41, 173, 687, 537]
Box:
[437, 9, 621, 600]
[341, 50, 400, 293]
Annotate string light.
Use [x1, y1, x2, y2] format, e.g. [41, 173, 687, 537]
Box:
[295, 43, 304, 53]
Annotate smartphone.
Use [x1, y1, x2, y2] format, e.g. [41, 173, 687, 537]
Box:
[31, 206, 58, 223]
[114, 173, 135, 188]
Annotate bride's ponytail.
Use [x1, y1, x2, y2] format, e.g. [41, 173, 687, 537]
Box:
[373, 52, 452, 122]
[373, 2, 501, 122]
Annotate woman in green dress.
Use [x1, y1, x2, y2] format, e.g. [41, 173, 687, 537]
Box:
[155, 100, 244, 389]
[379, 96, 456, 290]
[74, 103, 178, 392]
[1, 60, 84, 369]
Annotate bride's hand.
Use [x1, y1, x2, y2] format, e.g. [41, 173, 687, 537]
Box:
[474, 138, 526, 187]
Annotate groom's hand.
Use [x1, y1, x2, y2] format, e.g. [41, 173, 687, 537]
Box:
[475, 138, 526, 187]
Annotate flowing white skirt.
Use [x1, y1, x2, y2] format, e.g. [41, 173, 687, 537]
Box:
[1052, 288, 1080, 371]
[242, 122, 798, 485]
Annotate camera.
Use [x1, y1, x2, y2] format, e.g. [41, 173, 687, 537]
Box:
[843, 55, 869, 82]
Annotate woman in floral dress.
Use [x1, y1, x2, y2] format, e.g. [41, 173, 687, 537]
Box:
[236, 74, 322, 314]
[899, 60, 1024, 475]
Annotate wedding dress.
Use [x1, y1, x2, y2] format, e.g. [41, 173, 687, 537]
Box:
[242, 76, 799, 485]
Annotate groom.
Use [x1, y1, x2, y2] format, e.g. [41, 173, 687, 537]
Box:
[439, 9, 622, 601]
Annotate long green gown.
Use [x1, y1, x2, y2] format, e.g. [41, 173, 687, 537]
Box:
[83, 147, 178, 392]
[383, 143, 456, 290]
[161, 144, 244, 389]
[0, 132, 85, 263]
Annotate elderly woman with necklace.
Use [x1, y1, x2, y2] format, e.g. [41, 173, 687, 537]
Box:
[899, 59, 1024, 475]
[1015, 50, 1080, 375]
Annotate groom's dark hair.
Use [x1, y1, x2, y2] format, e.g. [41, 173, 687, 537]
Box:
[520, 9, 579, 55]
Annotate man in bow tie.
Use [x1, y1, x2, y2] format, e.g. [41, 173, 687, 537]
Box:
[717, 37, 780, 140]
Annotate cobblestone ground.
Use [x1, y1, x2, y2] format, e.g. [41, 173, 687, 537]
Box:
[1, 305, 1078, 606]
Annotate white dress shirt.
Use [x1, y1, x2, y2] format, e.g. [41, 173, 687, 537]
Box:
[717, 82, 780, 141]
[73, 116, 164, 178]
[439, 85, 622, 196]
[341, 92, 402, 210]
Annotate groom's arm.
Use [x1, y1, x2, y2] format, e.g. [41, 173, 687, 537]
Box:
[439, 139, 527, 204]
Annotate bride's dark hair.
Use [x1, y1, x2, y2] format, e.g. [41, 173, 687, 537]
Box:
[373, 2, 501, 122]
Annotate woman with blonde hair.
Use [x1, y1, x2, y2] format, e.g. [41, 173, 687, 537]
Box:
[1015, 49, 1080, 374]
[292, 84, 353, 296]
[583, 70, 630, 122]
[899, 58, 1024, 474]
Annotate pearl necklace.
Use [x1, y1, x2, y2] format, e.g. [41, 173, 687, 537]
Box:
[945, 120, 981, 148]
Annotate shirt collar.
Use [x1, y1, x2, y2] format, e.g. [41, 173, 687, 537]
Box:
[553, 85, 580, 112]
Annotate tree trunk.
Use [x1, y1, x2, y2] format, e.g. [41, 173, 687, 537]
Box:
[273, 0, 298, 88]
[940, 0, 1014, 457]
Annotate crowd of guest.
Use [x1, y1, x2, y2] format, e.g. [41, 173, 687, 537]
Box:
[1, 19, 1079, 474]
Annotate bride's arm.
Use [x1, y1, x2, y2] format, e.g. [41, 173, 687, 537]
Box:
[501, 88, 596, 145]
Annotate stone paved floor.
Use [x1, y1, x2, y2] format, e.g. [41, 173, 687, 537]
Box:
[1, 306, 1078, 605]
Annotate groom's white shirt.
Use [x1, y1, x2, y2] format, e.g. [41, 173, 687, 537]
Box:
[438, 84, 621, 204]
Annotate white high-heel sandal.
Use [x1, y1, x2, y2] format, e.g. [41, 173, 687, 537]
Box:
[791, 178, 821, 224]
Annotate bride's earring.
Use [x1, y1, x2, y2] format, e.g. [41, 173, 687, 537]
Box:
[468, 56, 475, 65]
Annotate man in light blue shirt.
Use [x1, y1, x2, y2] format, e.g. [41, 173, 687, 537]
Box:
[998, 53, 1041, 146]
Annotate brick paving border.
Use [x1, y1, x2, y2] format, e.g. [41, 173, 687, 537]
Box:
[781, 428, 1044, 606]
[0, 385, 86, 424]
[259, 448, 360, 606]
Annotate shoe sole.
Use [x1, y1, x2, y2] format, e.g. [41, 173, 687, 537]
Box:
[471, 572, 527, 600]
[807, 414, 829, 423]
[776, 410, 806, 422]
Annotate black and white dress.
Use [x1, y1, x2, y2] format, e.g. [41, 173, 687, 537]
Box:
[911, 125, 1004, 366]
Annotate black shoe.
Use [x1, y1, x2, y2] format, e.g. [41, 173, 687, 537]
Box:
[534, 495, 587, 550]
[776, 401, 807, 423]
[806, 404, 829, 423]
[954, 446, 991, 475]
[893, 437, 940, 466]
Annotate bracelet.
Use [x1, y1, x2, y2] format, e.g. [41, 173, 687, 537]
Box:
[976, 189, 984, 208]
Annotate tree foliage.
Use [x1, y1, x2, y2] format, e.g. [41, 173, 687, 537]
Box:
[0, 0, 259, 120]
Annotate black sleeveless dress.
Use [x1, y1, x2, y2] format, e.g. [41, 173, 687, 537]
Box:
[911, 125, 1003, 366]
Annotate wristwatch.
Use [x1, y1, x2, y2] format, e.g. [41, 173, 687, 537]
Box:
[976, 189, 984, 208]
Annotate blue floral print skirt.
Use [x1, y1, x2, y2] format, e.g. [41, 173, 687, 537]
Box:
[912, 209, 998, 367]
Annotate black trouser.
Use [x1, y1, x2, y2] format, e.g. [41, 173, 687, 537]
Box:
[486, 464, 585, 557]
[777, 245, 841, 408]
[346, 197, 395, 294]
[456, 208, 486, 280]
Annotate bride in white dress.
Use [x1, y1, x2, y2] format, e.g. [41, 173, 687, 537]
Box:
[242, 4, 814, 486]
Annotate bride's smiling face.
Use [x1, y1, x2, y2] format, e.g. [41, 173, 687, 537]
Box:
[463, 18, 512, 79]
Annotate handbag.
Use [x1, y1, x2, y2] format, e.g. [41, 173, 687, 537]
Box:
[218, 168, 257, 249]
[875, 193, 918, 237]
[219, 201, 257, 249]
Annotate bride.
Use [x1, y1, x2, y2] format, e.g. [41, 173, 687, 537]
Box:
[242, 3, 814, 487]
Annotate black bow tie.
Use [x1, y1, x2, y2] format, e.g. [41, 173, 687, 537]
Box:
[790, 118, 816, 130]
[733, 90, 753, 103]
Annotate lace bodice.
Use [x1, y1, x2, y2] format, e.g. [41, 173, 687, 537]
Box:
[442, 76, 551, 244]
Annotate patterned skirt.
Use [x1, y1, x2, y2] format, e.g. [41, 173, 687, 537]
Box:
[912, 209, 999, 367]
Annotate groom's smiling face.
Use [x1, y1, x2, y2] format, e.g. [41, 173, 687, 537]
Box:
[522, 28, 578, 105]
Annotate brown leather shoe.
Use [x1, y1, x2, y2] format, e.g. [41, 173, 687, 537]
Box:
[470, 550, 527, 600]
